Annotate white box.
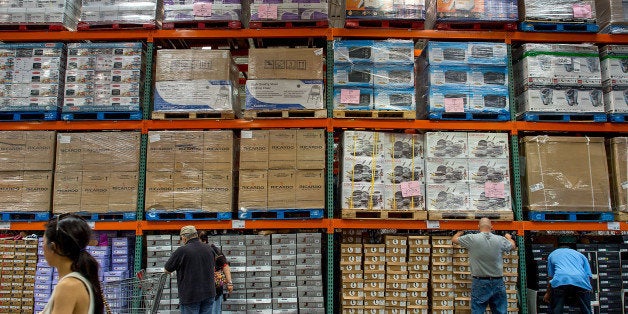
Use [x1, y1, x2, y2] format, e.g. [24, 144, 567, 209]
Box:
[154, 80, 235, 112]
[469, 183, 512, 211]
[342, 156, 385, 184]
[426, 183, 469, 211]
[382, 159, 425, 184]
[245, 80, 324, 110]
[467, 133, 509, 159]
[604, 88, 628, 113]
[384, 183, 425, 210]
[374, 88, 416, 111]
[341, 182, 385, 210]
[601, 57, 628, 87]
[518, 87, 605, 113]
[342, 130, 385, 160]
[468, 158, 510, 185]
[425, 132, 468, 158]
[426, 158, 468, 185]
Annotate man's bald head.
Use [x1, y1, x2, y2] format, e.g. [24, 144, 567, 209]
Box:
[479, 217, 492, 232]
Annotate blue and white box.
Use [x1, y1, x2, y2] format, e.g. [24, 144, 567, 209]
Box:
[245, 80, 324, 110]
[334, 40, 374, 64]
[372, 40, 415, 65]
[470, 66, 508, 86]
[154, 80, 236, 112]
[373, 65, 415, 88]
[428, 42, 508, 66]
[428, 85, 471, 113]
[334, 64, 373, 87]
[429, 65, 470, 86]
[333, 87, 373, 110]
[374, 88, 416, 111]
[469, 86, 509, 113]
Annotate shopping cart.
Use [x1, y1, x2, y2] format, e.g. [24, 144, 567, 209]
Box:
[102, 270, 169, 314]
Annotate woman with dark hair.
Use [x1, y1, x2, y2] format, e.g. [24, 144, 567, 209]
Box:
[41, 213, 105, 314]
[198, 231, 233, 314]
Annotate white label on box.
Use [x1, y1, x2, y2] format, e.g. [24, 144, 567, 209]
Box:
[59, 135, 71, 144]
[529, 182, 544, 192]
[241, 131, 253, 139]
[622, 181, 628, 190]
[0, 222, 10, 230]
[149, 134, 161, 143]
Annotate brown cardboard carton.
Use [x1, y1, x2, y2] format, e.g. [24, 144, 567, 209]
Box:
[296, 129, 325, 169]
[156, 50, 235, 82]
[247, 48, 324, 80]
[81, 172, 109, 211]
[109, 172, 138, 212]
[522, 136, 611, 212]
[267, 169, 296, 209]
[295, 169, 324, 209]
[147, 131, 176, 171]
[55, 133, 83, 171]
[203, 130, 234, 171]
[174, 131, 204, 171]
[238, 170, 268, 210]
[202, 171, 233, 212]
[269, 130, 296, 169]
[23, 131, 55, 171]
[145, 171, 174, 211]
[610, 137, 628, 212]
[22, 171, 52, 211]
[82, 132, 140, 172]
[0, 172, 24, 204]
[53, 171, 82, 212]
[239, 130, 269, 170]
[173, 170, 203, 209]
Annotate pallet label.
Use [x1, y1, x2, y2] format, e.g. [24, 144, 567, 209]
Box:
[607, 221, 620, 230]
[426, 220, 440, 229]
[232, 220, 245, 229]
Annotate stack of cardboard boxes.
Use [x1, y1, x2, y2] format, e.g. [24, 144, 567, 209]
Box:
[518, 0, 596, 25]
[385, 235, 409, 312]
[610, 137, 628, 216]
[245, 48, 324, 112]
[345, 0, 428, 21]
[334, 40, 416, 112]
[238, 129, 325, 212]
[434, 0, 517, 22]
[0, 131, 55, 214]
[80, 0, 160, 28]
[145, 130, 235, 214]
[363, 243, 386, 311]
[595, 0, 628, 33]
[53, 132, 140, 215]
[407, 236, 430, 313]
[163, 0, 242, 25]
[431, 236, 454, 314]
[154, 49, 239, 115]
[0, 43, 65, 116]
[247, 0, 328, 24]
[600, 45, 628, 117]
[0, 0, 81, 30]
[340, 242, 364, 313]
[0, 239, 37, 313]
[145, 234, 180, 313]
[63, 42, 144, 116]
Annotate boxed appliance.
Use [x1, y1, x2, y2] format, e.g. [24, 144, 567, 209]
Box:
[604, 87, 628, 113]
[427, 85, 471, 115]
[469, 86, 509, 113]
[334, 64, 374, 87]
[521, 136, 611, 212]
[428, 65, 471, 86]
[427, 42, 508, 66]
[248, 48, 324, 80]
[518, 0, 596, 22]
[517, 86, 605, 113]
[601, 49, 628, 87]
[345, 0, 426, 20]
[245, 80, 324, 110]
[609, 137, 628, 212]
[163, 2, 242, 23]
[80, 0, 160, 27]
[342, 182, 386, 210]
[373, 66, 415, 88]
[333, 87, 374, 110]
[374, 88, 416, 111]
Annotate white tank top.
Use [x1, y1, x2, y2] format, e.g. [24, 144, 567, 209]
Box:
[40, 272, 95, 314]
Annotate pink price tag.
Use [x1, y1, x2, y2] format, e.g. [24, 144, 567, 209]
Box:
[340, 89, 361, 104]
[444, 98, 465, 112]
[485, 181, 505, 198]
[193, 3, 212, 17]
[572, 3, 592, 18]
[259, 4, 278, 19]
[400, 181, 422, 198]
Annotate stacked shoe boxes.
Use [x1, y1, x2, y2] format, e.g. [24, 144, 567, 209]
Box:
[146, 234, 178, 312]
[247, 0, 328, 23]
[163, 0, 242, 24]
[63, 42, 143, 115]
[0, 131, 55, 213]
[245, 234, 273, 312]
[420, 41, 509, 118]
[53, 132, 140, 215]
[600, 45, 628, 116]
[407, 236, 430, 313]
[80, 0, 161, 28]
[35, 239, 54, 313]
[0, 43, 65, 115]
[145, 130, 234, 213]
[514, 43, 604, 116]
[0, 0, 81, 30]
[431, 236, 454, 314]
[238, 129, 325, 212]
[341, 130, 426, 214]
[363, 243, 386, 311]
[0, 239, 38, 313]
[271, 234, 298, 312]
[334, 40, 416, 112]
[425, 132, 512, 216]
[222, 235, 247, 313]
[246, 48, 324, 111]
[385, 235, 409, 312]
[340, 243, 364, 312]
[154, 49, 238, 114]
[296, 233, 324, 312]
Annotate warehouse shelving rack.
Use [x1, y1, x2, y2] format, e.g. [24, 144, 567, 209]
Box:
[0, 28, 627, 313]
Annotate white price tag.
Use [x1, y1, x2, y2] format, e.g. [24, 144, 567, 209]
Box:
[607, 222, 620, 231]
[232, 220, 245, 229]
[426, 220, 440, 229]
[241, 131, 253, 139]
[59, 135, 71, 144]
[0, 222, 10, 230]
[87, 221, 96, 229]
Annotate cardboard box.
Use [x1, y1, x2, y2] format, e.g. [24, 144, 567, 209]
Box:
[245, 80, 324, 110]
[610, 137, 628, 212]
[147, 131, 176, 171]
[202, 171, 233, 212]
[156, 50, 235, 82]
[203, 130, 234, 171]
[517, 87, 605, 114]
[154, 80, 236, 112]
[53, 171, 82, 208]
[604, 88, 628, 114]
[238, 170, 268, 210]
[295, 169, 325, 209]
[0, 171, 52, 211]
[240, 130, 269, 170]
[269, 130, 297, 169]
[56, 132, 140, 172]
[267, 169, 296, 209]
[145, 171, 174, 211]
[296, 129, 325, 170]
[0, 131, 55, 171]
[173, 170, 203, 210]
[522, 136, 611, 212]
[248, 48, 324, 80]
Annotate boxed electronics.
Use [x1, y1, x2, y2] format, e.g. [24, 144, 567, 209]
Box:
[245, 79, 324, 110]
[163, 1, 242, 23]
[610, 137, 628, 212]
[345, 0, 427, 20]
[248, 1, 328, 22]
[248, 48, 324, 80]
[374, 88, 416, 111]
[517, 86, 605, 113]
[63, 42, 144, 113]
[334, 65, 374, 87]
[334, 40, 414, 65]
[518, 0, 596, 22]
[154, 49, 238, 112]
[80, 0, 161, 27]
[606, 87, 628, 113]
[333, 87, 374, 110]
[427, 42, 508, 66]
[469, 86, 509, 113]
[0, 0, 81, 30]
[521, 136, 611, 212]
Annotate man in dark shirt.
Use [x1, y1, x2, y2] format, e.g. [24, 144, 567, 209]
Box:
[165, 225, 216, 314]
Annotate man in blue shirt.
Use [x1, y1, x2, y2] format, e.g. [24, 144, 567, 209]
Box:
[543, 247, 593, 314]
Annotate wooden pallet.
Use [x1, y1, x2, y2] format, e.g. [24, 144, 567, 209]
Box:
[435, 21, 517, 31]
[428, 210, 514, 221]
[342, 209, 427, 220]
[77, 22, 157, 31]
[152, 111, 235, 120]
[243, 109, 326, 119]
[249, 20, 328, 29]
[333, 110, 415, 119]
[161, 20, 242, 30]
[615, 211, 628, 221]
[345, 19, 424, 29]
